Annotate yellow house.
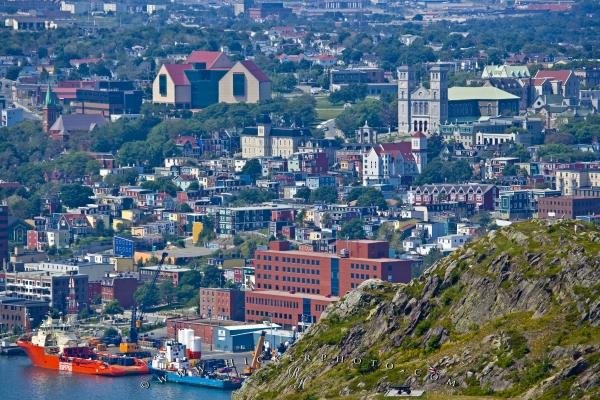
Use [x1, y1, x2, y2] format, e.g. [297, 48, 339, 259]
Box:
[131, 226, 146, 237]
[112, 218, 131, 231]
[192, 222, 203, 245]
[121, 209, 140, 222]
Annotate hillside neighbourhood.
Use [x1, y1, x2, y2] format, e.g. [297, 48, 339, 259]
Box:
[0, 0, 599, 346]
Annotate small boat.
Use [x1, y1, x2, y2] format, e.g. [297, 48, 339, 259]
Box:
[149, 340, 243, 389]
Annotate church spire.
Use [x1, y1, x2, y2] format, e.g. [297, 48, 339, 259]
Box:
[43, 83, 59, 134]
[45, 83, 58, 107]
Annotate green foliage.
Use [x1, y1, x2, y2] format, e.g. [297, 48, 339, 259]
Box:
[328, 84, 368, 104]
[294, 186, 312, 202]
[102, 327, 121, 343]
[346, 187, 387, 210]
[134, 283, 160, 309]
[334, 98, 385, 137]
[231, 188, 276, 205]
[158, 280, 176, 306]
[536, 143, 597, 163]
[559, 115, 600, 144]
[239, 235, 268, 258]
[46, 152, 101, 179]
[463, 375, 494, 396]
[140, 177, 179, 196]
[339, 218, 366, 240]
[103, 300, 124, 315]
[502, 163, 519, 176]
[201, 265, 224, 288]
[240, 159, 262, 182]
[60, 184, 94, 208]
[416, 157, 473, 184]
[271, 73, 297, 93]
[310, 186, 338, 204]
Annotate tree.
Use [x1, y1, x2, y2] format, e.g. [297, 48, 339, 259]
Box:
[233, 235, 244, 246]
[240, 159, 262, 183]
[134, 283, 160, 309]
[502, 164, 519, 176]
[339, 218, 366, 240]
[271, 73, 297, 93]
[158, 280, 176, 306]
[310, 186, 338, 204]
[180, 270, 202, 288]
[201, 265, 224, 288]
[416, 158, 473, 185]
[329, 84, 368, 104]
[180, 203, 193, 213]
[140, 177, 178, 196]
[294, 186, 312, 202]
[347, 187, 387, 210]
[59, 184, 94, 208]
[103, 300, 124, 316]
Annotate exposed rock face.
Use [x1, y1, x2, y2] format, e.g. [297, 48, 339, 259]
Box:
[234, 220, 600, 400]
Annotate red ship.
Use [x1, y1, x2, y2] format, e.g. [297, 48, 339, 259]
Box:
[17, 316, 150, 376]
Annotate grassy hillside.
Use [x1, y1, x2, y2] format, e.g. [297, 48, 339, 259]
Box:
[234, 220, 600, 400]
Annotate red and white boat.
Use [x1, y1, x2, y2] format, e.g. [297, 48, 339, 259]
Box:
[17, 316, 149, 376]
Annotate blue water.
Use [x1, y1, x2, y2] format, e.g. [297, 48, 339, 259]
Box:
[0, 356, 233, 400]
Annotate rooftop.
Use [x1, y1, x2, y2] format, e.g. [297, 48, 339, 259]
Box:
[448, 86, 520, 101]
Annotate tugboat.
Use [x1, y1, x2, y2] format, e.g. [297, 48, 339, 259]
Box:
[17, 315, 150, 376]
[149, 340, 243, 389]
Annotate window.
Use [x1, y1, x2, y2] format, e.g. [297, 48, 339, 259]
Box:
[233, 73, 246, 97]
[159, 74, 167, 96]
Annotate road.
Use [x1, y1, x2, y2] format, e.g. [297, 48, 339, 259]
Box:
[317, 118, 344, 139]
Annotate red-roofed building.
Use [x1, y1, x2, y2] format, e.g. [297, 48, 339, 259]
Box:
[534, 70, 579, 98]
[152, 64, 193, 107]
[362, 133, 427, 186]
[153, 52, 271, 108]
[218, 60, 271, 104]
[186, 51, 233, 70]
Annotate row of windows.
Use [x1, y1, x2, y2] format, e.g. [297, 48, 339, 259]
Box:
[246, 297, 298, 308]
[260, 255, 321, 266]
[255, 283, 321, 294]
[350, 273, 372, 280]
[350, 263, 377, 271]
[256, 265, 322, 275]
[246, 309, 294, 320]
[1, 314, 21, 321]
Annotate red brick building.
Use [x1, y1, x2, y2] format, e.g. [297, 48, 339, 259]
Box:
[245, 290, 335, 327]
[0, 296, 49, 332]
[101, 275, 139, 308]
[245, 240, 412, 329]
[538, 196, 600, 219]
[199, 288, 245, 321]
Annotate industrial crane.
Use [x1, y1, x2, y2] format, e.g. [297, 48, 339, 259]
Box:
[243, 330, 266, 375]
[120, 252, 168, 354]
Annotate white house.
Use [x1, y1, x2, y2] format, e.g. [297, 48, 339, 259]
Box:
[362, 132, 427, 186]
[437, 234, 471, 252]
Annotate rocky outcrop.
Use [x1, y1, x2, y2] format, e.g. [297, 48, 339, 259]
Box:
[234, 220, 600, 400]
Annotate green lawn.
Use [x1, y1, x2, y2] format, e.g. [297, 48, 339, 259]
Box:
[315, 96, 344, 121]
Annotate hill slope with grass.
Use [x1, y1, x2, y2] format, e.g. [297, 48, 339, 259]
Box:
[233, 220, 600, 400]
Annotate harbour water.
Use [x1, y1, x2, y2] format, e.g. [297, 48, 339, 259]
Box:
[0, 356, 233, 400]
